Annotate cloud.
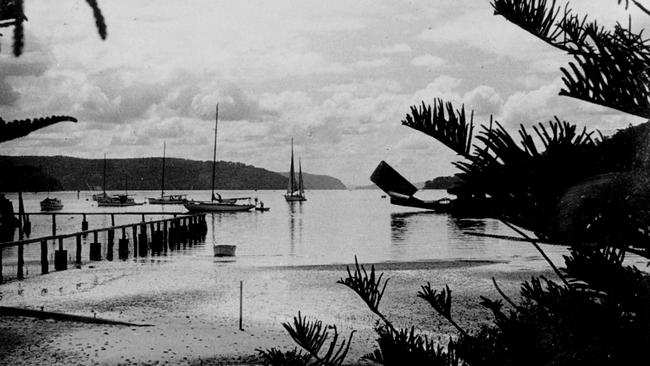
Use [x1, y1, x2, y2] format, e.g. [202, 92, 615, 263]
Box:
[410, 54, 445, 69]
[0, 38, 54, 106]
[375, 43, 412, 54]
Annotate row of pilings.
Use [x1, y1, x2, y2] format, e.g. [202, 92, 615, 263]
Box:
[0, 213, 208, 283]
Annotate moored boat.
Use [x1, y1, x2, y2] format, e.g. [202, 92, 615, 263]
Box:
[40, 197, 63, 211]
[213, 244, 236, 257]
[284, 138, 307, 202]
[182, 104, 254, 213]
[148, 142, 187, 205]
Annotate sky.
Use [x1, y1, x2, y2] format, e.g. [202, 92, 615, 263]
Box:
[0, 0, 648, 186]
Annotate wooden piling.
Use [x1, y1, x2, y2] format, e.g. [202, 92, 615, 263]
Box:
[132, 225, 138, 258]
[106, 229, 114, 261]
[41, 240, 49, 274]
[17, 242, 24, 280]
[239, 280, 244, 331]
[163, 220, 168, 252]
[90, 231, 101, 261]
[0, 247, 3, 284]
[138, 224, 148, 257]
[81, 214, 88, 231]
[52, 214, 57, 237]
[55, 237, 67, 271]
[76, 234, 82, 266]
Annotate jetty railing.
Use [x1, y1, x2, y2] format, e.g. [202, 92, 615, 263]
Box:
[0, 212, 207, 284]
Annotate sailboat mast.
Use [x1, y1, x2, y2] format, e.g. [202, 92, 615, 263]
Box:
[103, 153, 106, 194]
[289, 138, 295, 193]
[298, 158, 304, 194]
[161, 142, 166, 197]
[211, 104, 218, 202]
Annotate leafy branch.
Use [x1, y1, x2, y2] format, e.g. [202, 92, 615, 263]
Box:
[281, 312, 355, 366]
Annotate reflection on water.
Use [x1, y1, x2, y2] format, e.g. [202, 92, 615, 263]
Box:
[390, 211, 441, 242]
[288, 202, 303, 257]
[0, 190, 570, 280]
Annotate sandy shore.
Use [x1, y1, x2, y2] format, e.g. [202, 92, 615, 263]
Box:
[0, 257, 554, 365]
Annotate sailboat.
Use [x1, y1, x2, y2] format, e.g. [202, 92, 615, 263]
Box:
[183, 104, 255, 212]
[148, 142, 187, 204]
[97, 174, 143, 207]
[284, 138, 307, 202]
[92, 154, 110, 201]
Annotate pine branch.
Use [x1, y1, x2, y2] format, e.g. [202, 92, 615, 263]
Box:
[0, 115, 78, 143]
[402, 99, 474, 157]
[282, 312, 355, 366]
[85, 0, 107, 40]
[337, 257, 394, 332]
[493, 0, 650, 119]
[418, 283, 470, 338]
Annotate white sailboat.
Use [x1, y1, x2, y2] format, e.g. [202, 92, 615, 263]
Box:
[284, 138, 307, 202]
[148, 142, 187, 204]
[183, 104, 255, 213]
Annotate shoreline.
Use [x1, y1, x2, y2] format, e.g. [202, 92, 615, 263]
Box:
[0, 257, 555, 365]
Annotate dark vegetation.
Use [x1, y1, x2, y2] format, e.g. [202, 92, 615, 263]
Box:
[0, 0, 106, 142]
[259, 0, 650, 365]
[423, 176, 462, 190]
[0, 155, 347, 191]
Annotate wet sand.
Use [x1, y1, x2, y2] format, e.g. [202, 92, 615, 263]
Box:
[0, 256, 554, 365]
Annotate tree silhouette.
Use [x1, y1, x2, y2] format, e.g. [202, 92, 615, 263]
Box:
[0, 0, 106, 143]
[262, 1, 650, 365]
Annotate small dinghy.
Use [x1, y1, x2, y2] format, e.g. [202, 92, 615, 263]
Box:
[213, 244, 236, 257]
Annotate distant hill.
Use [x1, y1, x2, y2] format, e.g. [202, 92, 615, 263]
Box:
[0, 155, 345, 191]
[279, 172, 346, 190]
[354, 181, 425, 190]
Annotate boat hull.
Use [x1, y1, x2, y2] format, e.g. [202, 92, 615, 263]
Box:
[148, 196, 187, 205]
[183, 201, 254, 212]
[213, 244, 236, 257]
[284, 194, 307, 202]
[40, 198, 63, 211]
[97, 195, 143, 207]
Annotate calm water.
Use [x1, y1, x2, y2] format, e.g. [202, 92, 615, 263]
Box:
[0, 189, 571, 280]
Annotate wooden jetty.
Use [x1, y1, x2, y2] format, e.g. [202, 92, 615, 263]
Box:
[0, 212, 208, 283]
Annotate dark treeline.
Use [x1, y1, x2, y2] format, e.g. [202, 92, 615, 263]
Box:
[0, 155, 346, 191]
[423, 175, 461, 190]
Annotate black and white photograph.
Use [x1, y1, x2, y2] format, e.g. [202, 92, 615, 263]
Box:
[1, 0, 650, 364]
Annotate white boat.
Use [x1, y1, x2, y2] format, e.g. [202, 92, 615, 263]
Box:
[213, 244, 236, 257]
[284, 138, 307, 202]
[40, 197, 63, 211]
[148, 142, 187, 205]
[183, 104, 254, 213]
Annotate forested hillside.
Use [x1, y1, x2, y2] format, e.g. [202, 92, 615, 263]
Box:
[0, 156, 346, 191]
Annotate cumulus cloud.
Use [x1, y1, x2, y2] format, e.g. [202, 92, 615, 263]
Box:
[0, 39, 54, 106]
[410, 54, 446, 69]
[375, 43, 412, 54]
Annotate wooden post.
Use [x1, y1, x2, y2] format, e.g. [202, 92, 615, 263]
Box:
[17, 192, 24, 279]
[55, 237, 67, 271]
[90, 231, 101, 261]
[82, 214, 88, 231]
[76, 234, 82, 266]
[0, 246, 3, 283]
[52, 213, 56, 237]
[111, 214, 115, 227]
[132, 225, 138, 258]
[239, 280, 244, 331]
[23, 214, 31, 236]
[41, 240, 49, 274]
[163, 220, 168, 252]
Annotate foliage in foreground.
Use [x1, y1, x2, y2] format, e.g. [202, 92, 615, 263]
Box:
[259, 0, 650, 364]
